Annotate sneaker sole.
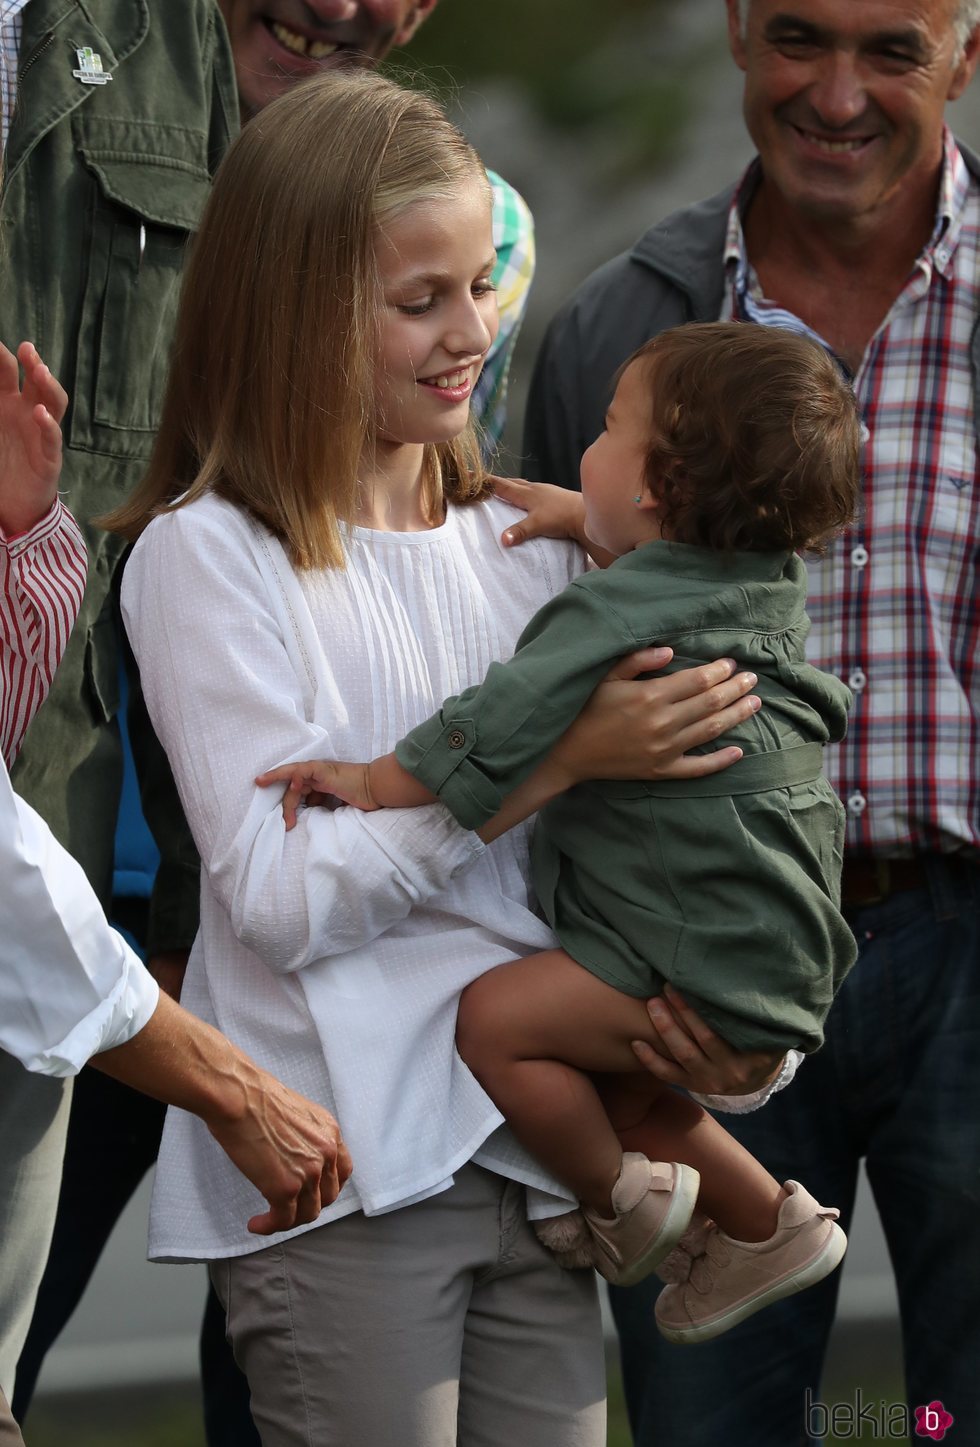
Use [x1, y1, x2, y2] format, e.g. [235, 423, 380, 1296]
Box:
[614, 1163, 702, 1288]
[656, 1221, 847, 1344]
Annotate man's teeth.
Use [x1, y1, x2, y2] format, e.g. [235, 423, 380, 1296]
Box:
[804, 133, 866, 154]
[429, 372, 468, 389]
[271, 22, 338, 59]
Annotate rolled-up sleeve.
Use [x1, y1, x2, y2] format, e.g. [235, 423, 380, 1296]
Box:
[0, 762, 158, 1077]
[395, 580, 632, 829]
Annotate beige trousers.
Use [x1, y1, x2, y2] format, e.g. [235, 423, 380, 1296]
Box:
[211, 1163, 605, 1447]
[0, 1050, 71, 1400]
[0, 1391, 24, 1447]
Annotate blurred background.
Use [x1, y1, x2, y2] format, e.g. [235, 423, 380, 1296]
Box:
[23, 0, 980, 1442]
[390, 0, 753, 467]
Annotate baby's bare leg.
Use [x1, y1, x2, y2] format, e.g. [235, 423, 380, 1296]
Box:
[456, 951, 784, 1237]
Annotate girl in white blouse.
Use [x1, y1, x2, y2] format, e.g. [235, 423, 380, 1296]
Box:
[108, 72, 768, 1447]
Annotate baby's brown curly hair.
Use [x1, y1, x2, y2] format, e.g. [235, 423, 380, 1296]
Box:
[630, 322, 861, 553]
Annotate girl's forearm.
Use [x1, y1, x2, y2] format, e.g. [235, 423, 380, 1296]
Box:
[476, 755, 572, 844]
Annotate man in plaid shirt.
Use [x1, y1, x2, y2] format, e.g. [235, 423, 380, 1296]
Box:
[524, 0, 980, 1441]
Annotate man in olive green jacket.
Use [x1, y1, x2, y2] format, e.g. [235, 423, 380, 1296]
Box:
[8, 0, 236, 946]
[0, 0, 238, 1407]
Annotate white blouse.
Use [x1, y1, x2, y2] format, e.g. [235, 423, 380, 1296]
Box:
[122, 492, 584, 1261]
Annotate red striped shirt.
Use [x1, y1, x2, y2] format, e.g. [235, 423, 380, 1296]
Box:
[0, 499, 87, 768]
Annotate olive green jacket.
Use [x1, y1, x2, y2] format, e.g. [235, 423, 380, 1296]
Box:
[398, 541, 857, 1053]
[7, 0, 238, 949]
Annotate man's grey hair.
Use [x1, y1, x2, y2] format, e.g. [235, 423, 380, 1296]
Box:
[734, 1, 980, 57]
[956, 0, 980, 52]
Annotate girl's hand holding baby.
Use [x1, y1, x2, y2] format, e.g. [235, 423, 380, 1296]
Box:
[635, 984, 785, 1097]
[0, 341, 68, 537]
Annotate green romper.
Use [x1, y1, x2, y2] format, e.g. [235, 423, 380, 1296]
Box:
[397, 540, 857, 1054]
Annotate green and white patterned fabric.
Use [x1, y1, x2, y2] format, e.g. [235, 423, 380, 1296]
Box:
[476, 170, 535, 455]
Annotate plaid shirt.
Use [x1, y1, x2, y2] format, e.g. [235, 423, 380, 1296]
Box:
[475, 170, 535, 454]
[0, 0, 28, 152]
[723, 130, 980, 857]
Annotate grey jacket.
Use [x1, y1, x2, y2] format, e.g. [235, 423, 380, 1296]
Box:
[523, 146, 980, 489]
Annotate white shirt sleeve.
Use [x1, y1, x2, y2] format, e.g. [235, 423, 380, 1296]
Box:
[121, 502, 485, 976]
[0, 760, 159, 1077]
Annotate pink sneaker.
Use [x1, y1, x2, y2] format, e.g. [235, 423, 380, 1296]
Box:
[574, 1153, 701, 1286]
[655, 1180, 846, 1344]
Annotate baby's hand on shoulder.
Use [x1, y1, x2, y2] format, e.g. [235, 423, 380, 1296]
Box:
[493, 476, 587, 550]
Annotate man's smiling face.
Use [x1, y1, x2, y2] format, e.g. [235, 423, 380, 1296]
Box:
[219, 0, 438, 117]
[726, 0, 980, 228]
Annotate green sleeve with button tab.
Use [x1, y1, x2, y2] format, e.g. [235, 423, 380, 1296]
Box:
[395, 578, 638, 831]
[395, 540, 852, 837]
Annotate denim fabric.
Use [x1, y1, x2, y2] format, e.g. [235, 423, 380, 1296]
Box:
[609, 854, 980, 1447]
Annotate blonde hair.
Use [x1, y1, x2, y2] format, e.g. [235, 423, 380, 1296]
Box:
[104, 71, 492, 568]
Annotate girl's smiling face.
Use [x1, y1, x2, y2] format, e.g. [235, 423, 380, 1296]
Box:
[373, 178, 499, 452]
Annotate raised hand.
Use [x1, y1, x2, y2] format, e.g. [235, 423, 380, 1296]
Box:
[0, 341, 69, 536]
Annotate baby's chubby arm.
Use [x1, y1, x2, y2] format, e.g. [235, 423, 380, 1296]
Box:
[256, 753, 433, 829]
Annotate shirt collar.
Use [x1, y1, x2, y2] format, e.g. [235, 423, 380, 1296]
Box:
[724, 125, 970, 289]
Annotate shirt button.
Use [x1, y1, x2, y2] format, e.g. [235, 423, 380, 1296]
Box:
[447, 729, 466, 750]
[847, 791, 867, 816]
[848, 668, 867, 691]
[850, 545, 869, 568]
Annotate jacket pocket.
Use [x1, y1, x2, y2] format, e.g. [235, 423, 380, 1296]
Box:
[83, 610, 121, 724]
[70, 116, 211, 461]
